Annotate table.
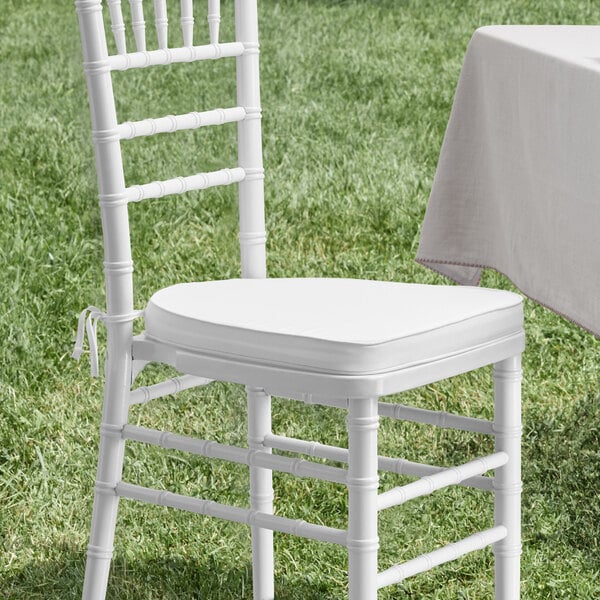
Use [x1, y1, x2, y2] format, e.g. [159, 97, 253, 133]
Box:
[416, 26, 600, 337]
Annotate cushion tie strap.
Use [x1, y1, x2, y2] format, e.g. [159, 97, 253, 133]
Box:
[72, 306, 144, 377]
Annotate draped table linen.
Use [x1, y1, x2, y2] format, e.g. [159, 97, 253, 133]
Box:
[417, 26, 600, 337]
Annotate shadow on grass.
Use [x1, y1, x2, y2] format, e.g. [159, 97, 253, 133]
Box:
[524, 391, 600, 559]
[2, 548, 338, 600]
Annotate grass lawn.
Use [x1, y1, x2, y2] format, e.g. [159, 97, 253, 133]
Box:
[1, 0, 599, 597]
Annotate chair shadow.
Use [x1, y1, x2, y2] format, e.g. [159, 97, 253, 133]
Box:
[2, 548, 339, 600]
[523, 391, 600, 559]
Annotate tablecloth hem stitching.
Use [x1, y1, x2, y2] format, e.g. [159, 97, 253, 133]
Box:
[415, 256, 600, 339]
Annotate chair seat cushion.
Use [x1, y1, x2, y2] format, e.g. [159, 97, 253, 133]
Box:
[143, 278, 523, 375]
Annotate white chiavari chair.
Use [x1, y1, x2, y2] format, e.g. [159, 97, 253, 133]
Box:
[73, 1, 525, 598]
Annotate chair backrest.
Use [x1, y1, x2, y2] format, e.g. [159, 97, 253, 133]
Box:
[74, 0, 266, 324]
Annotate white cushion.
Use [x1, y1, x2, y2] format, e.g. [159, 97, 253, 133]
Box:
[143, 278, 523, 375]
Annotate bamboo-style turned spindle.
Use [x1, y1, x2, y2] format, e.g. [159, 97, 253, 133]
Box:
[122, 424, 348, 484]
[153, 0, 168, 48]
[377, 452, 508, 511]
[378, 402, 495, 435]
[377, 527, 508, 589]
[129, 374, 212, 406]
[263, 434, 495, 491]
[107, 41, 245, 71]
[129, 0, 146, 51]
[116, 482, 348, 546]
[208, 0, 220, 43]
[118, 107, 246, 139]
[106, 0, 127, 54]
[125, 167, 245, 203]
[181, 0, 194, 46]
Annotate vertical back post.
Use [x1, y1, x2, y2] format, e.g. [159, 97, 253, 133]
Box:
[235, 0, 266, 279]
[75, 2, 135, 597]
[236, 5, 271, 598]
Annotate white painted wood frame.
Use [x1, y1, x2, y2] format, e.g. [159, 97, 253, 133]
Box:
[73, 2, 524, 599]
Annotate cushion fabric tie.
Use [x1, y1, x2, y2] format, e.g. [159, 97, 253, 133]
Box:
[72, 306, 144, 377]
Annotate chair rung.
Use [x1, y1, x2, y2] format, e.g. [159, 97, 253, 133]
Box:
[377, 526, 507, 589]
[287, 394, 494, 435]
[116, 481, 348, 545]
[378, 402, 495, 435]
[108, 42, 246, 71]
[263, 434, 494, 492]
[122, 425, 348, 484]
[118, 107, 247, 140]
[129, 375, 212, 406]
[125, 167, 245, 202]
[377, 452, 507, 510]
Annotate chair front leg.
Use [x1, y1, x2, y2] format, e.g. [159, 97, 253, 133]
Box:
[347, 397, 379, 600]
[493, 355, 522, 600]
[82, 333, 132, 600]
[247, 386, 275, 600]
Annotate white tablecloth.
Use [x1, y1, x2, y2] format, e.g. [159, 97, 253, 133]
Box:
[417, 26, 600, 337]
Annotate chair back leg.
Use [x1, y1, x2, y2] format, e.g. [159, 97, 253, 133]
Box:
[493, 355, 523, 599]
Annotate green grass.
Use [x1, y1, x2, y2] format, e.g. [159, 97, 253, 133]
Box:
[1, 0, 599, 597]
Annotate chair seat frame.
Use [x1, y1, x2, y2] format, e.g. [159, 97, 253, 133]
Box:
[133, 330, 524, 399]
[74, 1, 524, 599]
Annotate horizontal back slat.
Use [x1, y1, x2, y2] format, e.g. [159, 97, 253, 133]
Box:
[125, 167, 246, 203]
[118, 107, 247, 139]
[108, 41, 245, 70]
